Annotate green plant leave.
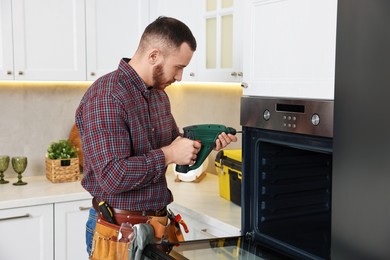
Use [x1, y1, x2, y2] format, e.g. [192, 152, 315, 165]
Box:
[47, 139, 78, 160]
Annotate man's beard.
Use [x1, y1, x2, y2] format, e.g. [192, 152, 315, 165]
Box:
[152, 64, 165, 89]
[152, 64, 172, 89]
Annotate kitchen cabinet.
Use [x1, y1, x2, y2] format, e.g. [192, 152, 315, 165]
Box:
[0, 199, 91, 260]
[199, 0, 243, 82]
[150, 0, 242, 82]
[0, 204, 54, 260]
[242, 0, 337, 99]
[149, 0, 201, 81]
[0, 0, 148, 81]
[0, 0, 14, 80]
[0, 0, 86, 80]
[85, 0, 149, 81]
[54, 199, 91, 260]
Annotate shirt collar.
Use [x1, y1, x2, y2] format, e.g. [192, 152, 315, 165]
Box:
[119, 58, 151, 96]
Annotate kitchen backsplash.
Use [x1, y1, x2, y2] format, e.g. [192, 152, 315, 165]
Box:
[0, 81, 242, 178]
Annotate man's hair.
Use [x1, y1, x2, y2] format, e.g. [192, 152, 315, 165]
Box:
[139, 16, 197, 53]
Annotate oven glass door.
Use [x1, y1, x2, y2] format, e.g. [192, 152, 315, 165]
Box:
[242, 127, 332, 259]
[144, 236, 291, 260]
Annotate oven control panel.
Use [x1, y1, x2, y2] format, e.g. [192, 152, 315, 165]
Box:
[241, 96, 334, 138]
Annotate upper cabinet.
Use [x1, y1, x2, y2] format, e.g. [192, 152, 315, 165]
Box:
[150, 0, 243, 83]
[85, 0, 149, 81]
[0, 0, 148, 81]
[199, 0, 243, 82]
[1, 0, 242, 82]
[0, 0, 14, 80]
[1, 0, 86, 80]
[149, 0, 201, 81]
[242, 0, 338, 99]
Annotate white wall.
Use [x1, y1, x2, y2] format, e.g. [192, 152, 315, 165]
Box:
[0, 82, 242, 179]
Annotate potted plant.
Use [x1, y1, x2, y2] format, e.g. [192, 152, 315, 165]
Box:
[46, 139, 81, 183]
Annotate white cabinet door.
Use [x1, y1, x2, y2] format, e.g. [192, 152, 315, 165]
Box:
[150, 0, 242, 83]
[198, 0, 243, 82]
[86, 0, 150, 81]
[54, 199, 91, 260]
[149, 0, 201, 81]
[0, 204, 53, 260]
[11, 0, 86, 80]
[242, 0, 337, 99]
[0, 0, 14, 80]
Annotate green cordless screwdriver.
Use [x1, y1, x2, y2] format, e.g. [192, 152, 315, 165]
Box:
[175, 124, 238, 173]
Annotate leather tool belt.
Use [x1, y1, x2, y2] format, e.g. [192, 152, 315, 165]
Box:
[90, 197, 185, 259]
[92, 197, 167, 220]
[92, 198, 168, 238]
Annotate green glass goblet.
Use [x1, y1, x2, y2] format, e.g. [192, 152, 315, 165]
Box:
[0, 155, 10, 184]
[12, 156, 28, 186]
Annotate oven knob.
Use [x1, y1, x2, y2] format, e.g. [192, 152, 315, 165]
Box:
[311, 113, 320, 126]
[263, 109, 270, 121]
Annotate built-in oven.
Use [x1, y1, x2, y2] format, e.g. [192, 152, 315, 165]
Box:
[241, 96, 333, 260]
[144, 96, 333, 260]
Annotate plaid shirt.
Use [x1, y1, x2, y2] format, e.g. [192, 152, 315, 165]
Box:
[75, 58, 180, 211]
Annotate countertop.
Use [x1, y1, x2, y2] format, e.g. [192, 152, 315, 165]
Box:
[0, 175, 92, 209]
[0, 170, 241, 236]
[166, 166, 241, 230]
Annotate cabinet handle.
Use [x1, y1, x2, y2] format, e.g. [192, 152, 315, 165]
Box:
[189, 72, 195, 77]
[79, 206, 91, 211]
[18, 71, 24, 75]
[231, 72, 243, 77]
[241, 82, 248, 88]
[6, 71, 12, 75]
[90, 72, 96, 76]
[0, 213, 30, 221]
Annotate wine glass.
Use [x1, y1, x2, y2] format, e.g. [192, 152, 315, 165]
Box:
[12, 156, 28, 186]
[0, 155, 10, 184]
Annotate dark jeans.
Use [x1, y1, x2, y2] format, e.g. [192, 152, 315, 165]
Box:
[86, 208, 98, 256]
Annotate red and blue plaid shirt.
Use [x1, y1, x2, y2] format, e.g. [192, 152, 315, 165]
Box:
[76, 58, 180, 211]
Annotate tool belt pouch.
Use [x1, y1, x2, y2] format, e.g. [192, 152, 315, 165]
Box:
[165, 218, 185, 243]
[149, 217, 184, 243]
[90, 218, 134, 260]
[147, 216, 169, 240]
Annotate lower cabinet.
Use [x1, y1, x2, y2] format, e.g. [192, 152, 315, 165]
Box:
[54, 199, 91, 260]
[0, 204, 54, 260]
[0, 198, 91, 260]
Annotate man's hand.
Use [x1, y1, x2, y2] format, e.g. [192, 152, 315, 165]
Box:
[161, 136, 201, 166]
[214, 132, 238, 151]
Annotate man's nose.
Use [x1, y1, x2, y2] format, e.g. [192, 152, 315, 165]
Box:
[174, 70, 183, 82]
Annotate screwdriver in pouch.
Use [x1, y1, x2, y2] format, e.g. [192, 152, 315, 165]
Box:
[98, 201, 117, 225]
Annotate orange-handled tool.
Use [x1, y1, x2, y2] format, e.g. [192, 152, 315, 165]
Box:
[175, 214, 189, 233]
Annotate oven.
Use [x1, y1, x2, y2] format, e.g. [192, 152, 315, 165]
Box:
[240, 96, 333, 259]
[144, 96, 333, 260]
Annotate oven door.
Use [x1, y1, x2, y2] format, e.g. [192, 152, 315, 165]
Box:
[143, 236, 292, 259]
[242, 127, 332, 260]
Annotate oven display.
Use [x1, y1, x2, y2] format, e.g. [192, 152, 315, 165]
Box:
[276, 103, 305, 113]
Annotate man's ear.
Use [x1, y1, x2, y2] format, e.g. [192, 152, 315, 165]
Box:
[148, 49, 160, 64]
